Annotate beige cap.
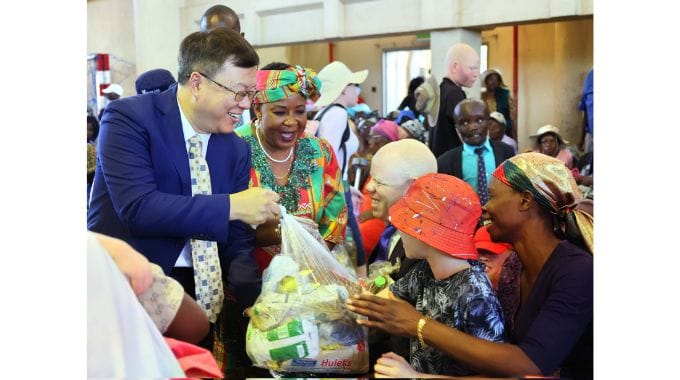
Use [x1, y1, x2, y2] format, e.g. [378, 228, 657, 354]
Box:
[314, 61, 368, 107]
[530, 124, 569, 144]
[489, 111, 506, 126]
[414, 75, 440, 126]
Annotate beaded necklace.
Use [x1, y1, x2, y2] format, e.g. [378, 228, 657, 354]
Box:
[272, 159, 293, 180]
[255, 128, 293, 163]
[245, 131, 318, 213]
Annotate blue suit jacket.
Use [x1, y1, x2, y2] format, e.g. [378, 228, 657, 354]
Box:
[88, 85, 260, 309]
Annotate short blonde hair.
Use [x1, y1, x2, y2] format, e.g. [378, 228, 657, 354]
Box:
[373, 139, 437, 182]
[445, 43, 477, 74]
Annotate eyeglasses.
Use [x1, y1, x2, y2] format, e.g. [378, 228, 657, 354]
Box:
[197, 72, 258, 102]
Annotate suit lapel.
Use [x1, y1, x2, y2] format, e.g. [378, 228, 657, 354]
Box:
[454, 147, 464, 178]
[206, 134, 227, 194]
[156, 86, 191, 196]
[491, 140, 503, 168]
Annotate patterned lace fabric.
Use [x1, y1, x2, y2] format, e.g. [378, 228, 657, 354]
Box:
[496, 251, 522, 337]
[137, 263, 184, 333]
[87, 143, 97, 174]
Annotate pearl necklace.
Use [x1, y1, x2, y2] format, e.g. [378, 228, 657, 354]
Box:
[255, 127, 293, 163]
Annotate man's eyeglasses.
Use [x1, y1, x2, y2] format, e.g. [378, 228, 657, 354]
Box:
[197, 72, 258, 102]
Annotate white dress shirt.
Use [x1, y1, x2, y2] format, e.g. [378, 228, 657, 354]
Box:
[174, 98, 212, 267]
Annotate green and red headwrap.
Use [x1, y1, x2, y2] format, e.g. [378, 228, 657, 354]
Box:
[492, 152, 593, 254]
[253, 65, 321, 104]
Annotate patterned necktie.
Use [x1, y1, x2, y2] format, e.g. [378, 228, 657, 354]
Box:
[376, 224, 398, 262]
[475, 147, 489, 205]
[188, 134, 223, 323]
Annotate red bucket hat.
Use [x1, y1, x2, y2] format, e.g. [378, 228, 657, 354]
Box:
[389, 173, 481, 259]
[473, 226, 513, 255]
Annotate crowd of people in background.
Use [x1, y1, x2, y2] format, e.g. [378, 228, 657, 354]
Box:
[86, 3, 594, 379]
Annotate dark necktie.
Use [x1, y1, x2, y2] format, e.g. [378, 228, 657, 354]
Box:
[376, 224, 398, 262]
[475, 147, 489, 205]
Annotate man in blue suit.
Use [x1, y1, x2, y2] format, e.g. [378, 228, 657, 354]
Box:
[88, 29, 280, 332]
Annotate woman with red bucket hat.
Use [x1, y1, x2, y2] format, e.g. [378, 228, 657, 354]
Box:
[348, 173, 506, 377]
[348, 152, 593, 379]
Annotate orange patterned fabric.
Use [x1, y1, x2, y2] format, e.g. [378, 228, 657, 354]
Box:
[253, 65, 321, 104]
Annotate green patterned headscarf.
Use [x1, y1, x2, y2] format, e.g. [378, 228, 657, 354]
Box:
[253, 65, 321, 104]
[492, 152, 593, 255]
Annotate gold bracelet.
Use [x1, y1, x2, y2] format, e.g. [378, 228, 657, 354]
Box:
[417, 316, 430, 348]
[274, 224, 281, 241]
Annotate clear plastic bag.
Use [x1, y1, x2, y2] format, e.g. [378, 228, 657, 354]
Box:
[246, 207, 368, 374]
[368, 257, 401, 279]
[358, 259, 400, 294]
[292, 215, 357, 277]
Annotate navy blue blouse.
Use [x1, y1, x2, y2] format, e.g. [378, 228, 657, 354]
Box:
[514, 241, 593, 379]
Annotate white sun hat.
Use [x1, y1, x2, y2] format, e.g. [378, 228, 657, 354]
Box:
[314, 61, 368, 107]
[414, 75, 440, 126]
[489, 111, 507, 126]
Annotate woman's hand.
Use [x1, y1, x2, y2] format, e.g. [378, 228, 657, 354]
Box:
[257, 215, 326, 248]
[346, 292, 422, 338]
[94, 233, 153, 295]
[254, 219, 281, 247]
[374, 352, 420, 378]
[356, 264, 367, 279]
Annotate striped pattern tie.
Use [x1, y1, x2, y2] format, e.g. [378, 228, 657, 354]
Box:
[188, 134, 223, 323]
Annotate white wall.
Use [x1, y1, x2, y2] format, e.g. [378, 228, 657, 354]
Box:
[515, 19, 593, 150]
[87, 0, 136, 96]
[88, 0, 593, 88]
[87, 0, 592, 148]
[132, 0, 183, 77]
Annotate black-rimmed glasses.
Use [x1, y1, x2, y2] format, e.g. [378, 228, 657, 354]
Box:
[197, 72, 258, 102]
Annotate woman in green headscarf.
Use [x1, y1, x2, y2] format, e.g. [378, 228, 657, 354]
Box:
[236, 62, 349, 271]
[213, 63, 351, 376]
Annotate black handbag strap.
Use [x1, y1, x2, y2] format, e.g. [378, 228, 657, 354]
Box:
[314, 103, 351, 175]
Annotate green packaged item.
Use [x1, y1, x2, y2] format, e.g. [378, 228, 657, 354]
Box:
[270, 341, 310, 361]
[267, 319, 304, 341]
